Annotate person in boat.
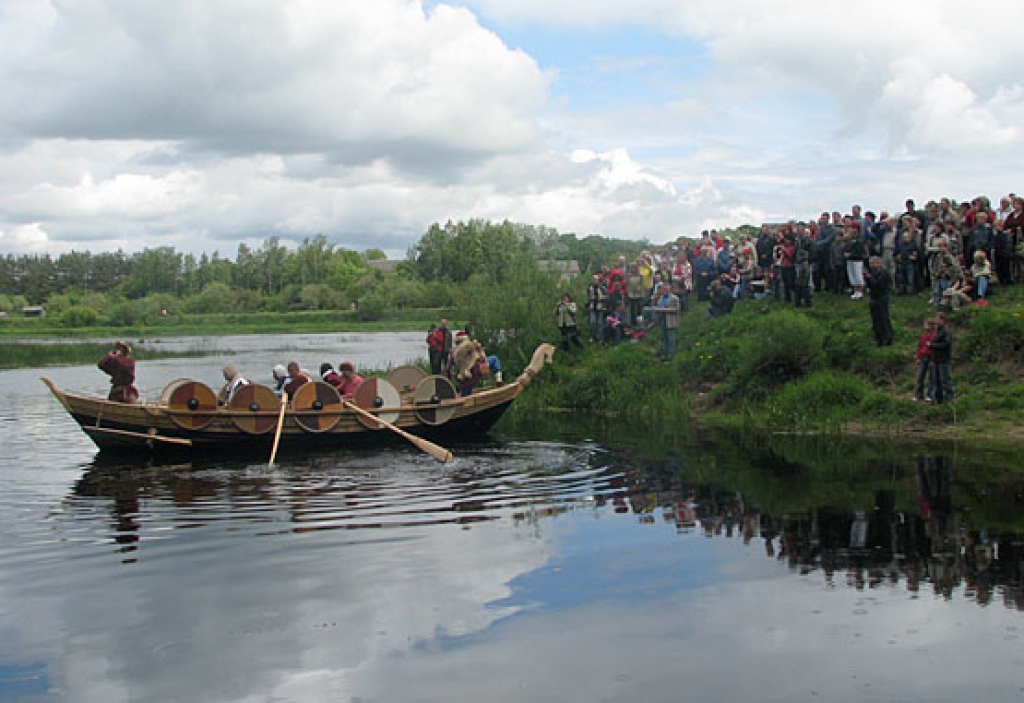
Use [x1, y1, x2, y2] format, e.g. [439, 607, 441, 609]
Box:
[98, 340, 139, 403]
[451, 331, 502, 396]
[336, 361, 364, 399]
[218, 362, 249, 405]
[320, 363, 344, 390]
[426, 324, 446, 375]
[271, 364, 288, 396]
[283, 361, 311, 398]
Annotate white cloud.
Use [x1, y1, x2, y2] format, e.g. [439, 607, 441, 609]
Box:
[0, 0, 1021, 258]
[0, 223, 52, 253]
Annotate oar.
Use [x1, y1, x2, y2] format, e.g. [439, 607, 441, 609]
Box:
[343, 400, 454, 463]
[268, 392, 288, 468]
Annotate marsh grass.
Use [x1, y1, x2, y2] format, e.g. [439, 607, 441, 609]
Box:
[0, 342, 203, 369]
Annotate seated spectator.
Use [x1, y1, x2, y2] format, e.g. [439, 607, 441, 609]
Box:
[708, 280, 735, 317]
[941, 274, 974, 311]
[970, 250, 992, 299]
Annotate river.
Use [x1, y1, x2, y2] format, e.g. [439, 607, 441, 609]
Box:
[1, 332, 1023, 702]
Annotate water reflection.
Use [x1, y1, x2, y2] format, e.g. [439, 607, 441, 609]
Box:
[66, 442, 624, 559]
[66, 443, 1024, 612]
[6, 363, 1024, 700]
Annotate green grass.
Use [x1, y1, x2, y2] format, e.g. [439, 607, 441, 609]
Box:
[520, 280, 1024, 445]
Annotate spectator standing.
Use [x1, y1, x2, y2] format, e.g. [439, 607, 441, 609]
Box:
[653, 282, 681, 357]
[895, 229, 923, 295]
[929, 241, 962, 307]
[844, 225, 869, 299]
[928, 314, 954, 404]
[586, 273, 608, 342]
[1004, 196, 1024, 283]
[427, 324, 445, 375]
[913, 319, 935, 403]
[992, 220, 1014, 287]
[555, 293, 584, 352]
[864, 256, 893, 346]
[439, 319, 454, 374]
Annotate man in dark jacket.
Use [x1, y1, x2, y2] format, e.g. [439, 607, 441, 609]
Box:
[865, 256, 893, 346]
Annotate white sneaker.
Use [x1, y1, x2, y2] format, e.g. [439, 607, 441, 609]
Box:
[850, 292, 862, 299]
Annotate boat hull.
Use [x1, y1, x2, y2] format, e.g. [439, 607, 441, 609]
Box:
[40, 344, 556, 459]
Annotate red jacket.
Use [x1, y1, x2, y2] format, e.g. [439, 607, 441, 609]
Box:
[427, 329, 445, 352]
[915, 331, 935, 361]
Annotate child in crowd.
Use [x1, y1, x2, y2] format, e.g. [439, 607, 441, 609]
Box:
[913, 319, 935, 402]
[970, 250, 992, 300]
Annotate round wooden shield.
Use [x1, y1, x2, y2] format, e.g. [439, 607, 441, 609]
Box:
[162, 379, 217, 429]
[352, 377, 401, 430]
[291, 381, 343, 433]
[228, 383, 280, 435]
[386, 365, 427, 395]
[413, 375, 457, 426]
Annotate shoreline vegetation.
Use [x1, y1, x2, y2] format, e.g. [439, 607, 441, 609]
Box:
[5, 286, 1022, 451]
[2, 220, 1021, 450]
[516, 281, 1024, 451]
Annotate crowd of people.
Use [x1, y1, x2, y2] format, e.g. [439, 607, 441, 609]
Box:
[582, 193, 1020, 336]
[573, 192, 1022, 402]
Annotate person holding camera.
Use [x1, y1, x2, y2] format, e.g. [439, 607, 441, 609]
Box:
[555, 293, 583, 352]
[98, 341, 139, 403]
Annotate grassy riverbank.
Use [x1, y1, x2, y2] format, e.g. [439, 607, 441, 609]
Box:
[520, 281, 1024, 447]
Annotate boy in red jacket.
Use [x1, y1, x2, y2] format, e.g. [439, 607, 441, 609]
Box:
[912, 319, 935, 402]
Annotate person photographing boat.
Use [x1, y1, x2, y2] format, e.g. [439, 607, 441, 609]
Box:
[97, 341, 139, 403]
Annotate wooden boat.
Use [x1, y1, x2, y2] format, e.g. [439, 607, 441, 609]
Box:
[43, 343, 555, 462]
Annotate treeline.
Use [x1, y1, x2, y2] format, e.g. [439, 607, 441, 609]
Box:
[0, 221, 650, 331]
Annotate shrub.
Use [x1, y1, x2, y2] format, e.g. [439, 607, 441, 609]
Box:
[960, 308, 1024, 363]
[59, 305, 100, 328]
[728, 310, 825, 396]
[767, 371, 868, 427]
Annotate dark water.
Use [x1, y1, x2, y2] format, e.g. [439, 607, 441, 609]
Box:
[2, 334, 1024, 702]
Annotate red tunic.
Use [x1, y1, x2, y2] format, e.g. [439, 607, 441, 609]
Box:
[98, 352, 138, 403]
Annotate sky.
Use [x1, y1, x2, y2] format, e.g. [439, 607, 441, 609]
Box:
[1, 0, 1022, 259]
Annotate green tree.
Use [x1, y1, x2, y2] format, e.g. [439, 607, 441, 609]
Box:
[291, 234, 334, 286]
[410, 219, 537, 284]
[122, 247, 184, 298]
